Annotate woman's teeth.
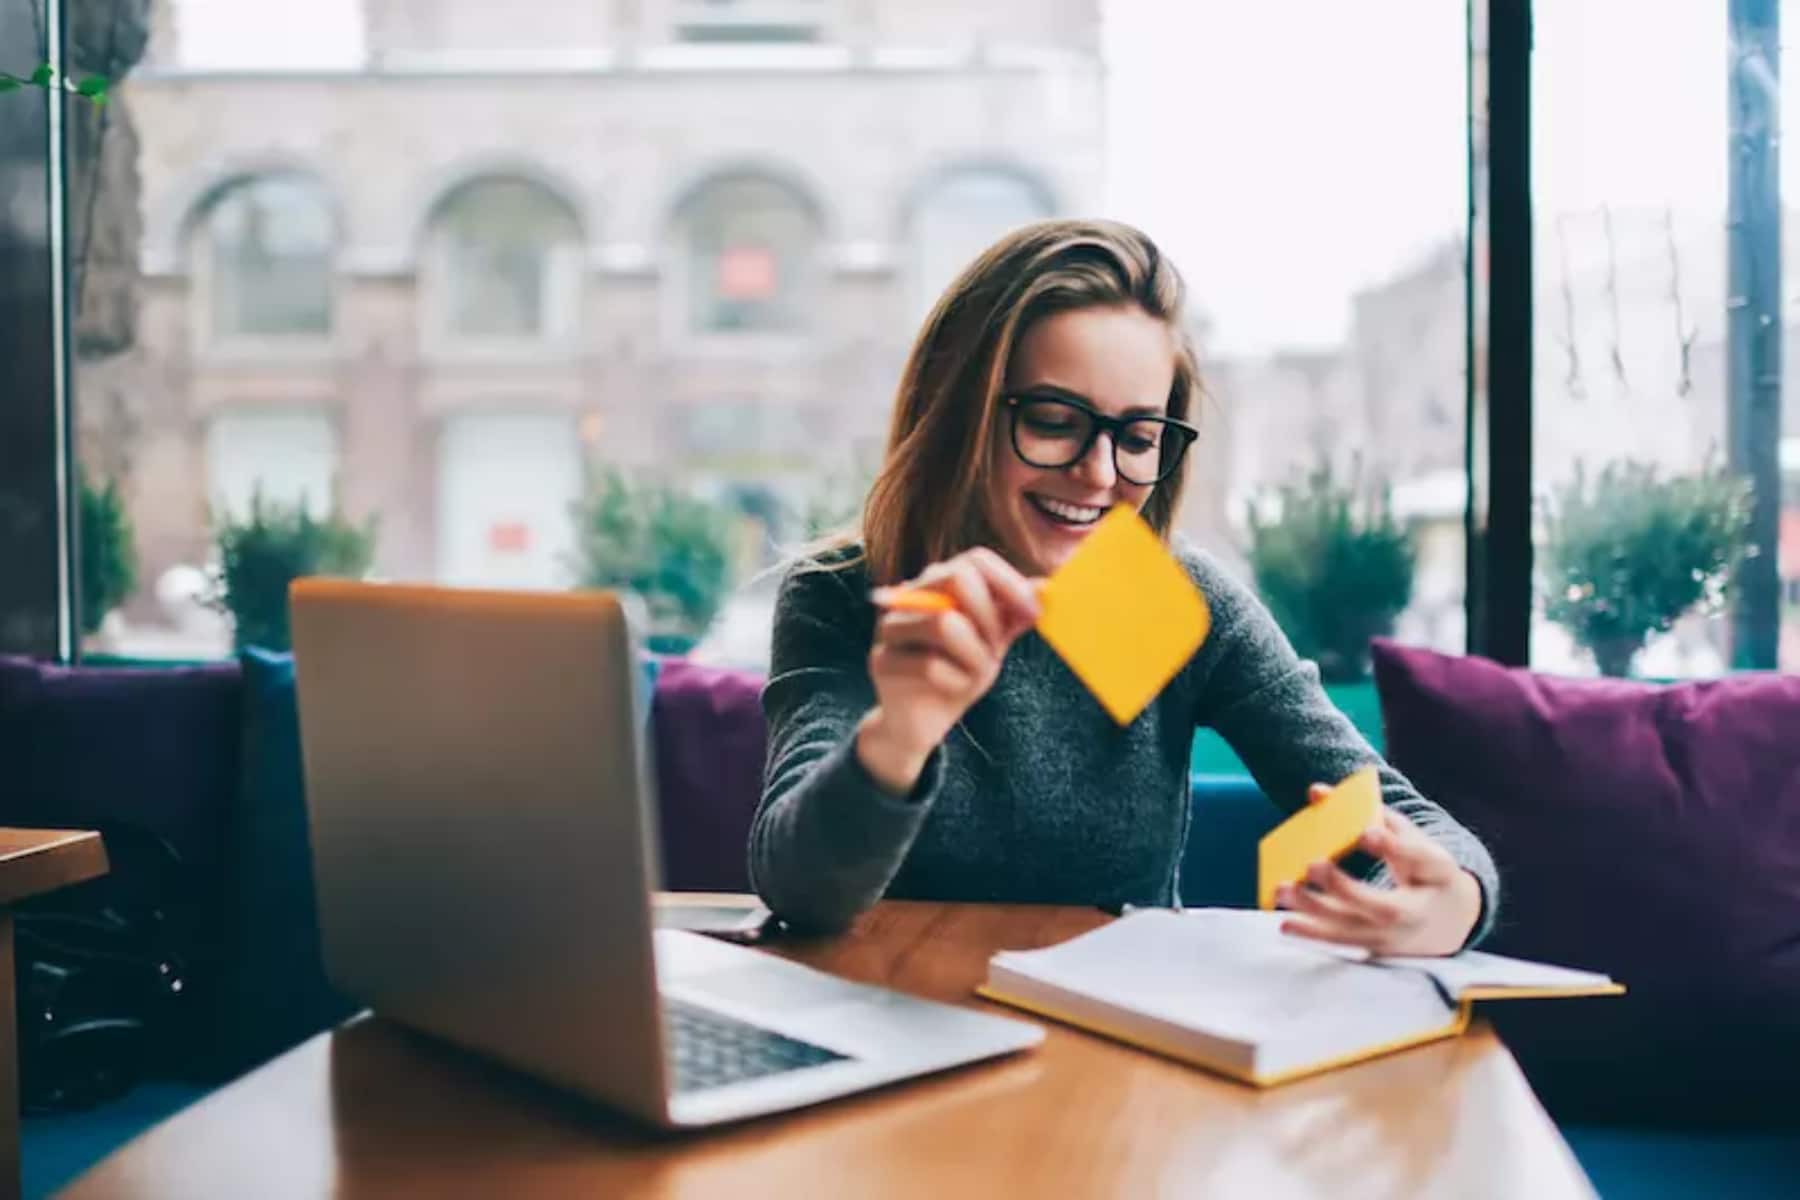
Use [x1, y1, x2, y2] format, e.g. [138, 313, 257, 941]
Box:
[1031, 495, 1104, 526]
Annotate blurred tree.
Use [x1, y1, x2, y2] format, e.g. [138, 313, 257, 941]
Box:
[1542, 460, 1753, 677]
[1247, 462, 1415, 683]
[567, 468, 735, 649]
[211, 490, 376, 652]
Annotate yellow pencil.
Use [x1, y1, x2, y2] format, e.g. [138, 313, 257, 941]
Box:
[870, 581, 1049, 614]
[869, 587, 957, 613]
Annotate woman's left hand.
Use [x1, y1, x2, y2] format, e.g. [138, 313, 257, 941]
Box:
[1275, 792, 1483, 957]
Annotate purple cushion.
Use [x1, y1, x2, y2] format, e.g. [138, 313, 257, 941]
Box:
[1372, 639, 1800, 1125]
[650, 659, 767, 892]
[0, 655, 243, 869]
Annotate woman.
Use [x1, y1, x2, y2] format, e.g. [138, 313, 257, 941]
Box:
[750, 219, 1496, 954]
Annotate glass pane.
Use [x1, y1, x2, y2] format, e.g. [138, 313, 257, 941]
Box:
[683, 176, 818, 335]
[206, 176, 333, 338]
[1109, 1, 1468, 760]
[431, 178, 582, 340]
[1532, 1, 1795, 677]
[72, 0, 1469, 707]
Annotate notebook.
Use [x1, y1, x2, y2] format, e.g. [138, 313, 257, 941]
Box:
[976, 908, 1623, 1087]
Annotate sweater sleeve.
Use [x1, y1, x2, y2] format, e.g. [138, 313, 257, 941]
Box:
[747, 557, 946, 934]
[1184, 550, 1500, 948]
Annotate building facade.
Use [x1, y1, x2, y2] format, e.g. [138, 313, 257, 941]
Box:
[84, 0, 1104, 646]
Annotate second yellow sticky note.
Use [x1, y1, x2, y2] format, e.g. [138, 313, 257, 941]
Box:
[1257, 767, 1382, 910]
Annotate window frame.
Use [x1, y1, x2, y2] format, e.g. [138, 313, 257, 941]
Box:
[0, 0, 69, 658]
[1466, 0, 1534, 666]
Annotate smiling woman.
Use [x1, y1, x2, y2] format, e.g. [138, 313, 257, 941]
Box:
[748, 218, 1498, 959]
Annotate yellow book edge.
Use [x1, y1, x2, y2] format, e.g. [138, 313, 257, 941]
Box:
[974, 980, 1626, 1089]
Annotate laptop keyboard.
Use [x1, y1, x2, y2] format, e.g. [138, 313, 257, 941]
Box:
[664, 997, 850, 1093]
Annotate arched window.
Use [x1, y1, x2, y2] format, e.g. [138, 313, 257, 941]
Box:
[676, 174, 821, 335]
[196, 174, 335, 339]
[424, 177, 584, 342]
[910, 168, 1052, 316]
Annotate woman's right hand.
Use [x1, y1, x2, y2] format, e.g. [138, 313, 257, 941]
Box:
[855, 548, 1042, 795]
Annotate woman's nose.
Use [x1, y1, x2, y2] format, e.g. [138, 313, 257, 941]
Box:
[1068, 431, 1118, 490]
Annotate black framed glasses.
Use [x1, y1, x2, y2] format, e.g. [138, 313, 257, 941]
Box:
[1004, 392, 1198, 487]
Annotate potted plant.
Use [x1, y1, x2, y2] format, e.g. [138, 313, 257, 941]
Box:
[566, 468, 735, 652]
[211, 490, 377, 652]
[1541, 459, 1753, 677]
[1246, 462, 1416, 683]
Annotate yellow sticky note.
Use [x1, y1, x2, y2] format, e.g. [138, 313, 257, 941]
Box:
[1257, 767, 1382, 910]
[1034, 504, 1210, 725]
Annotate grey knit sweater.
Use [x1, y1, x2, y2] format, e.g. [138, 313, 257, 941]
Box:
[749, 543, 1499, 944]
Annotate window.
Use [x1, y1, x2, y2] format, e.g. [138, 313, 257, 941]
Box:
[910, 167, 1053, 317]
[197, 174, 334, 340]
[1111, 1, 1467, 764]
[436, 414, 581, 591]
[424, 177, 584, 344]
[66, 0, 1475, 698]
[1531, 0, 1797, 676]
[676, 173, 821, 336]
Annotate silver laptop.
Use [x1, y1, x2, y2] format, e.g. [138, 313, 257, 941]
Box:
[288, 578, 1042, 1128]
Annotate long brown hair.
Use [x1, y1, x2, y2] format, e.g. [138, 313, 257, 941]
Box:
[851, 218, 1201, 585]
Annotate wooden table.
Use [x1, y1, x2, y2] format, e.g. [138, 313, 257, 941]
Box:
[0, 829, 109, 1200]
[63, 901, 1595, 1199]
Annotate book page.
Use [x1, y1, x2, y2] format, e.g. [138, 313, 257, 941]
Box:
[991, 909, 1454, 1063]
[1378, 948, 1616, 997]
[1161, 906, 1616, 996]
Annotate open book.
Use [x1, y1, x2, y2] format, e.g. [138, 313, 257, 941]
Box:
[976, 908, 1623, 1087]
